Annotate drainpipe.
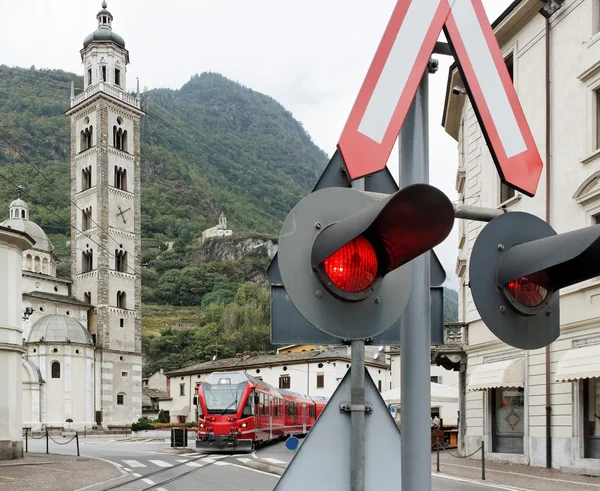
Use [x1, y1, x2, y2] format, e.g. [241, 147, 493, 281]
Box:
[544, 14, 552, 470]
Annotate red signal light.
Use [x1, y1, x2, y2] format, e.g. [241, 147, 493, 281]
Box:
[506, 271, 549, 307]
[323, 236, 378, 293]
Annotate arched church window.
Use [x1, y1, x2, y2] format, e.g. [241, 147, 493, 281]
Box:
[82, 207, 92, 230]
[114, 166, 127, 191]
[21, 210, 25, 218]
[82, 250, 93, 273]
[87, 68, 92, 87]
[84, 292, 92, 304]
[117, 393, 125, 405]
[116, 291, 126, 309]
[115, 68, 121, 87]
[51, 362, 60, 379]
[115, 250, 127, 272]
[34, 256, 41, 273]
[102, 65, 107, 83]
[25, 254, 33, 271]
[82, 166, 92, 191]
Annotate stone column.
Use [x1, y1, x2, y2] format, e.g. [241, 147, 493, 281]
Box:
[0, 226, 34, 459]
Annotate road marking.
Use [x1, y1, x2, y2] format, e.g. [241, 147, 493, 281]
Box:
[122, 468, 132, 472]
[156, 488, 169, 491]
[434, 473, 530, 491]
[131, 473, 142, 478]
[200, 457, 217, 463]
[262, 457, 286, 465]
[237, 457, 252, 464]
[142, 478, 155, 485]
[175, 459, 188, 463]
[225, 462, 280, 477]
[185, 462, 203, 467]
[122, 460, 146, 468]
[0, 476, 15, 481]
[148, 460, 173, 468]
[214, 462, 230, 466]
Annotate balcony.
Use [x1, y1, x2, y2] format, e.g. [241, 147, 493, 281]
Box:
[431, 322, 467, 371]
[71, 82, 141, 109]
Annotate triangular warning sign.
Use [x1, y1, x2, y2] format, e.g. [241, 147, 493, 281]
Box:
[274, 369, 402, 490]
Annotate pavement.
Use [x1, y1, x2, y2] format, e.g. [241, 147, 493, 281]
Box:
[0, 452, 123, 491]
[9, 436, 600, 490]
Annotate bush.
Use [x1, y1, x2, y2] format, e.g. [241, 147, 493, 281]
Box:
[130, 418, 197, 431]
[157, 410, 169, 424]
[131, 418, 153, 432]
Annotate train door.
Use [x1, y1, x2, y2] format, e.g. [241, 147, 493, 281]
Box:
[302, 404, 307, 433]
[269, 397, 273, 440]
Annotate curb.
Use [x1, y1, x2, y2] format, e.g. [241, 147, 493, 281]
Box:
[74, 456, 129, 491]
[433, 472, 532, 491]
[245, 459, 286, 476]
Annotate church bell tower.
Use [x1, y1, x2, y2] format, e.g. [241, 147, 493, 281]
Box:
[67, 2, 144, 426]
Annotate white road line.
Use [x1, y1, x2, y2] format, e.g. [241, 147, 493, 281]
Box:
[131, 473, 142, 478]
[185, 462, 203, 467]
[175, 459, 189, 463]
[200, 457, 217, 463]
[122, 460, 146, 468]
[142, 478, 155, 485]
[262, 457, 286, 465]
[148, 460, 173, 468]
[156, 488, 169, 491]
[225, 462, 280, 477]
[214, 461, 230, 466]
[237, 457, 252, 464]
[122, 468, 132, 472]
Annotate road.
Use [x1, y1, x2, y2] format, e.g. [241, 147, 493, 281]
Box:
[26, 436, 517, 490]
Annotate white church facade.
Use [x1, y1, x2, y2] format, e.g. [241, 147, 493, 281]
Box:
[200, 212, 233, 244]
[0, 2, 143, 431]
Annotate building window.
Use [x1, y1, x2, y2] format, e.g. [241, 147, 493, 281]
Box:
[115, 250, 127, 272]
[84, 291, 92, 304]
[316, 373, 324, 389]
[114, 166, 127, 191]
[500, 183, 516, 204]
[113, 126, 128, 152]
[120, 318, 124, 328]
[122, 371, 128, 377]
[51, 361, 60, 379]
[378, 380, 382, 392]
[596, 88, 600, 151]
[115, 68, 121, 87]
[594, 1, 600, 36]
[81, 166, 92, 191]
[180, 384, 185, 396]
[82, 207, 92, 230]
[116, 291, 126, 309]
[431, 376, 443, 385]
[102, 66, 107, 82]
[279, 375, 290, 389]
[505, 53, 514, 82]
[491, 387, 524, 454]
[117, 393, 125, 405]
[80, 126, 93, 152]
[583, 378, 600, 458]
[82, 250, 93, 273]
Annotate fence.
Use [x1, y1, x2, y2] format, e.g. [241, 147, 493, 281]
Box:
[432, 437, 485, 481]
[23, 429, 80, 457]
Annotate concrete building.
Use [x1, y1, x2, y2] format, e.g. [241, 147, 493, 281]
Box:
[442, 0, 600, 474]
[0, 226, 34, 459]
[66, 1, 144, 427]
[141, 370, 170, 419]
[200, 213, 232, 244]
[164, 351, 391, 423]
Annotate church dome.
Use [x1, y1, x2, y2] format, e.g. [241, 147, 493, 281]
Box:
[27, 315, 93, 345]
[0, 218, 53, 252]
[10, 198, 28, 210]
[83, 2, 125, 49]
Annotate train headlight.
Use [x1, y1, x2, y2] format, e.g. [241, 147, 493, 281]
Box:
[240, 423, 247, 428]
[199, 423, 205, 428]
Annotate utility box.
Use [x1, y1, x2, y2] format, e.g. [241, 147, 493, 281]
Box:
[171, 428, 187, 448]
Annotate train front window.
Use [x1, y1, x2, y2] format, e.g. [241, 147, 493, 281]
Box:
[202, 372, 248, 414]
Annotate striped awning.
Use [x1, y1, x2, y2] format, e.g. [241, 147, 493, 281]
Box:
[555, 345, 600, 382]
[468, 358, 524, 391]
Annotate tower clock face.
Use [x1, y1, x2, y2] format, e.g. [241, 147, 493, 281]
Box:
[116, 205, 131, 224]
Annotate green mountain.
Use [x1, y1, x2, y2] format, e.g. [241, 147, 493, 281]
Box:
[0, 66, 328, 246]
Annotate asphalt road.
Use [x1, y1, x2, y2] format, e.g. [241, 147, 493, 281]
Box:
[26, 436, 518, 490]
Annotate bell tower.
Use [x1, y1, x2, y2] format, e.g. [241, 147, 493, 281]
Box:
[67, 2, 144, 426]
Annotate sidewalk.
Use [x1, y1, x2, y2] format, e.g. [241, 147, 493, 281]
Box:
[0, 452, 123, 491]
[432, 449, 600, 491]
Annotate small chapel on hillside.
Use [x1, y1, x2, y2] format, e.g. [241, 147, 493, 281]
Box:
[200, 212, 233, 244]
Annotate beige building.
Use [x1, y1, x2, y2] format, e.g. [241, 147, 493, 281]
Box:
[442, 0, 600, 474]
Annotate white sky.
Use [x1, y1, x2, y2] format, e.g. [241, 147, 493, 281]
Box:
[2, 1, 515, 289]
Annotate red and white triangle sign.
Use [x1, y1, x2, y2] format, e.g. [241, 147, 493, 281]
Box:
[338, 0, 543, 197]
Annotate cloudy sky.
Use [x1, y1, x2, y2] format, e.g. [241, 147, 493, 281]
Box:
[2, 0, 515, 289]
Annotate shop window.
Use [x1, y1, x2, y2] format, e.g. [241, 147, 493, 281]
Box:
[491, 387, 524, 454]
[583, 378, 600, 458]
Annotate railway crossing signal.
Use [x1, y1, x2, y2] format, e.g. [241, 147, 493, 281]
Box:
[277, 183, 454, 340]
[470, 212, 600, 349]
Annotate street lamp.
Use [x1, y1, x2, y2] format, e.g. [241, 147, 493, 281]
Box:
[539, 0, 565, 19]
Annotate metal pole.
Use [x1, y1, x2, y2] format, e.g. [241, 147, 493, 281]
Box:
[399, 68, 431, 491]
[76, 431, 80, 457]
[46, 429, 49, 454]
[481, 440, 486, 480]
[436, 438, 440, 473]
[25, 429, 28, 453]
[350, 339, 366, 491]
[453, 204, 506, 222]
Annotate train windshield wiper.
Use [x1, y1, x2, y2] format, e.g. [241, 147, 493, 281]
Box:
[220, 399, 238, 415]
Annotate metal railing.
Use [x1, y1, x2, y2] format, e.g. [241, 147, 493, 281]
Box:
[433, 437, 485, 480]
[23, 429, 80, 457]
[71, 82, 141, 109]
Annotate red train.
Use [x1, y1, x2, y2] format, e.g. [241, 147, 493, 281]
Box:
[194, 371, 328, 452]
